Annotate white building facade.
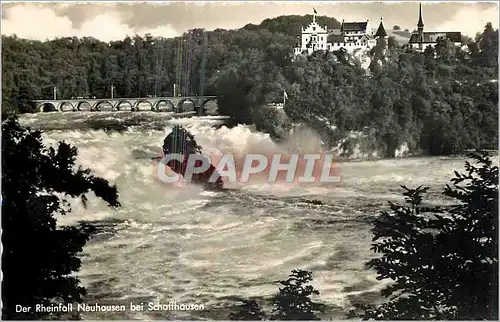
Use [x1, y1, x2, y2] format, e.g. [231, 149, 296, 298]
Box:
[293, 10, 386, 56]
[293, 14, 330, 55]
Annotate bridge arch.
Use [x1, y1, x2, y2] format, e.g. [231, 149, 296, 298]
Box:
[201, 97, 218, 115]
[41, 103, 57, 112]
[114, 100, 133, 111]
[133, 100, 153, 111]
[93, 101, 113, 111]
[75, 101, 92, 111]
[177, 98, 195, 113]
[153, 100, 175, 112]
[57, 101, 75, 112]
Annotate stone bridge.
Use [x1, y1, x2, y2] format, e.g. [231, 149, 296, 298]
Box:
[34, 96, 218, 114]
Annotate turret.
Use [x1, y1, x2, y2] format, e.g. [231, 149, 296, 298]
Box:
[375, 17, 388, 38]
[375, 17, 388, 50]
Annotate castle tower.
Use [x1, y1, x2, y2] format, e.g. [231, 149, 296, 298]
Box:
[375, 17, 388, 39]
[375, 17, 388, 49]
[417, 2, 424, 50]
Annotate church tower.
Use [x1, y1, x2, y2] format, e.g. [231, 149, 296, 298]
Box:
[417, 2, 424, 50]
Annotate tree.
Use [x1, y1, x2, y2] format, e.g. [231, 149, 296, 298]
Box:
[228, 269, 325, 320]
[270, 269, 326, 320]
[477, 22, 499, 68]
[251, 104, 292, 140]
[1, 18, 497, 158]
[1, 117, 121, 319]
[242, 14, 341, 38]
[387, 36, 399, 49]
[229, 300, 266, 320]
[6, 84, 38, 114]
[350, 151, 498, 320]
[393, 25, 401, 30]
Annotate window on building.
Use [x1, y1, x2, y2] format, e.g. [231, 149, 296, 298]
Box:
[313, 27, 316, 31]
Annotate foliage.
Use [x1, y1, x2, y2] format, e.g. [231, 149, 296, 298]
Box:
[229, 269, 325, 320]
[242, 15, 341, 38]
[1, 117, 121, 319]
[349, 151, 498, 320]
[2, 16, 498, 157]
[251, 104, 292, 140]
[270, 269, 326, 320]
[285, 23, 497, 157]
[229, 300, 266, 320]
[387, 36, 399, 49]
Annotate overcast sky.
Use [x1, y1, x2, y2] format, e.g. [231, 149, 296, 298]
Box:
[1, 1, 498, 42]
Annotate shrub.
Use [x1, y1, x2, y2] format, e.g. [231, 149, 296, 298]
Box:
[350, 151, 498, 320]
[229, 269, 325, 320]
[1, 117, 120, 319]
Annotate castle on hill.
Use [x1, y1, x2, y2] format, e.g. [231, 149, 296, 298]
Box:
[293, 9, 388, 56]
[293, 4, 462, 56]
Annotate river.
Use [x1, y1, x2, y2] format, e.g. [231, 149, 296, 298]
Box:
[19, 111, 468, 320]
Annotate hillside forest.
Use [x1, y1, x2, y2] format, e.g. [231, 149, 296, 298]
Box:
[2, 13, 499, 320]
[2, 15, 498, 157]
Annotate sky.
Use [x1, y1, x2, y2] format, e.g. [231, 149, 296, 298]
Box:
[1, 1, 498, 42]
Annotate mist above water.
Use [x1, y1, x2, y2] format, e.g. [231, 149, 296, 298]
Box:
[19, 112, 467, 319]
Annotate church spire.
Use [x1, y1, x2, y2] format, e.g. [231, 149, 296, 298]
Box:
[417, 2, 424, 28]
[417, 3, 424, 48]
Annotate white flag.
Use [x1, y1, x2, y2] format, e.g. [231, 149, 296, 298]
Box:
[284, 91, 288, 99]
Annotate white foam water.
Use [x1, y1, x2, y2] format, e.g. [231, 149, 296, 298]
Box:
[19, 112, 468, 319]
